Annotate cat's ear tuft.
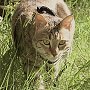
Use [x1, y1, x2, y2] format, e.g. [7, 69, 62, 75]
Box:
[60, 15, 74, 30]
[35, 14, 47, 29]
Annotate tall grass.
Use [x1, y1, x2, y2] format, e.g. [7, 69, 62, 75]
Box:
[0, 0, 90, 90]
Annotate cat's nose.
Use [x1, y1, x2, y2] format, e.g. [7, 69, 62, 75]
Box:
[49, 47, 59, 57]
[51, 50, 57, 57]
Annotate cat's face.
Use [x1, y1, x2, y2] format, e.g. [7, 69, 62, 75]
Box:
[32, 14, 73, 60]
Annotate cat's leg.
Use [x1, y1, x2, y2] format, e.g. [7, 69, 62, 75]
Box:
[38, 74, 45, 90]
[33, 69, 45, 90]
[45, 57, 67, 87]
[46, 62, 60, 86]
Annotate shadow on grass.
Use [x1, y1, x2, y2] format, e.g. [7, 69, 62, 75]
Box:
[0, 46, 25, 90]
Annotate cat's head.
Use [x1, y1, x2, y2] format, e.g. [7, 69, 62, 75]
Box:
[32, 13, 74, 60]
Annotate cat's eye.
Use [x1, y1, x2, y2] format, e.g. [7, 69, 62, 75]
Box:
[59, 40, 66, 45]
[43, 39, 50, 45]
[58, 40, 66, 50]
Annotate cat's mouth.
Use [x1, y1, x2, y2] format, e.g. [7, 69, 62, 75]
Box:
[44, 47, 70, 64]
[47, 51, 64, 64]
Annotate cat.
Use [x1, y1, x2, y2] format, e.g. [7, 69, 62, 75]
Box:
[12, 0, 75, 89]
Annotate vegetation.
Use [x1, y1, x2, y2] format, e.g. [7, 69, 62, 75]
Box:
[0, 0, 90, 90]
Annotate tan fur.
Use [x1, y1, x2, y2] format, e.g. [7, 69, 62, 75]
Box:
[12, 0, 75, 89]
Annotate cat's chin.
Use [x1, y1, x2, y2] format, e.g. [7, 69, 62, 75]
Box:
[48, 51, 64, 63]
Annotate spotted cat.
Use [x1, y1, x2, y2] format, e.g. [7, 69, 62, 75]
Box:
[12, 0, 75, 89]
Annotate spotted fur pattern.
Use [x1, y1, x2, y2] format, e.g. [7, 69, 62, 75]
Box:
[12, 0, 75, 89]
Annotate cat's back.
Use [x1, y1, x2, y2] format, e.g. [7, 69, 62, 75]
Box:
[19, 0, 60, 13]
[12, 0, 66, 19]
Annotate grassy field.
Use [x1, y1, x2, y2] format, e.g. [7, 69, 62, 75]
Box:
[0, 0, 90, 90]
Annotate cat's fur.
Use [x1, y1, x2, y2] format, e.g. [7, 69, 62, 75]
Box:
[12, 0, 75, 89]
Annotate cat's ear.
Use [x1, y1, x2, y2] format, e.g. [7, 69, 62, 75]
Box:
[35, 14, 47, 30]
[60, 15, 73, 30]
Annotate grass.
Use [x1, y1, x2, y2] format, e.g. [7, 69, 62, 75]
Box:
[0, 0, 90, 90]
